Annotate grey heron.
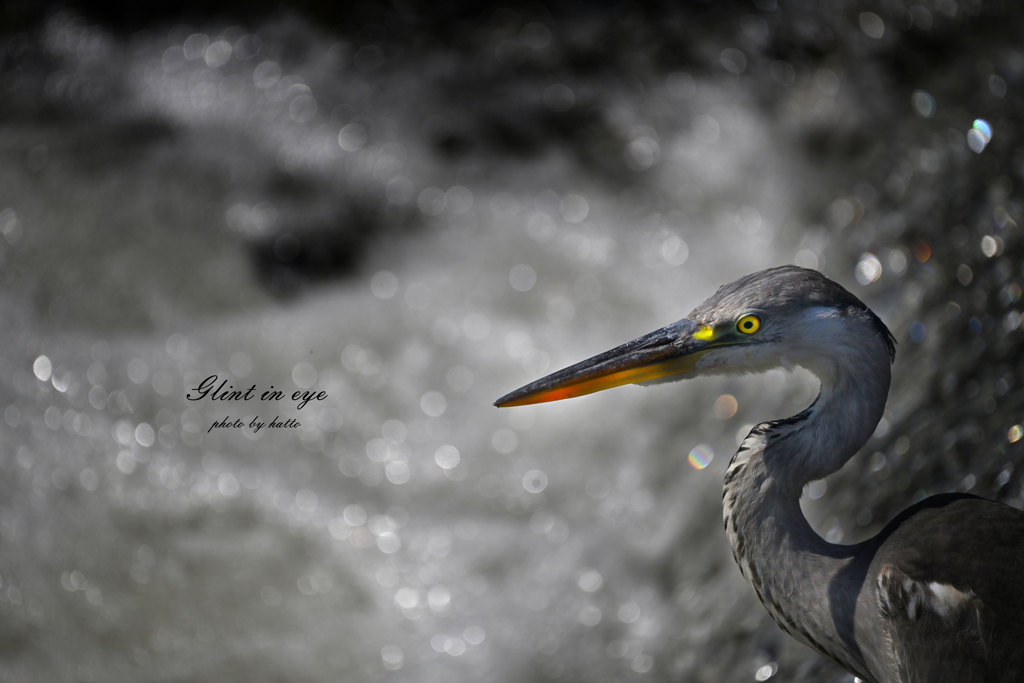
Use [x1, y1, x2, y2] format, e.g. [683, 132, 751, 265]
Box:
[495, 266, 1024, 683]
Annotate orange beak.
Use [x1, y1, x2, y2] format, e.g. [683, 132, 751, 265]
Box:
[494, 318, 717, 407]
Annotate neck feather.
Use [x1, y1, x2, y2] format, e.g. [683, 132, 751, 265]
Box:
[746, 307, 893, 495]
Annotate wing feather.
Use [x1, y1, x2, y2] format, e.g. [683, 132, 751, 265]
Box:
[866, 495, 1024, 682]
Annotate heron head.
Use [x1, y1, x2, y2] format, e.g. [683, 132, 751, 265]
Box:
[494, 266, 895, 408]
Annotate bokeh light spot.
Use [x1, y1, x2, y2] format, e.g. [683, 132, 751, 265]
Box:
[720, 48, 747, 74]
[577, 568, 603, 592]
[859, 12, 884, 38]
[522, 469, 548, 493]
[435, 445, 460, 469]
[371, 271, 399, 299]
[967, 119, 992, 153]
[33, 355, 52, 381]
[912, 241, 931, 263]
[381, 645, 403, 670]
[292, 361, 317, 389]
[688, 445, 713, 470]
[560, 194, 589, 223]
[714, 394, 738, 419]
[338, 123, 368, 151]
[911, 90, 935, 118]
[509, 264, 537, 291]
[855, 253, 882, 285]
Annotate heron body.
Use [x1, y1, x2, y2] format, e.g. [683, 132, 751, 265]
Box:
[495, 266, 1024, 682]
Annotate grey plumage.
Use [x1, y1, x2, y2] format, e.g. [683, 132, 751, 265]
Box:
[496, 266, 1024, 683]
[691, 266, 897, 361]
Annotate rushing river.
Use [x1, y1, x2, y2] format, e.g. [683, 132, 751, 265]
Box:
[1, 3, 1022, 682]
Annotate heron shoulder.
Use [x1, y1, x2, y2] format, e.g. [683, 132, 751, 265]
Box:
[869, 493, 1024, 604]
[875, 563, 979, 624]
[865, 494, 1024, 682]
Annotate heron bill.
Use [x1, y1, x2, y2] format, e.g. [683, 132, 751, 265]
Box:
[494, 318, 720, 407]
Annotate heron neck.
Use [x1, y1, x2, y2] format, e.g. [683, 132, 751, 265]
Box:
[765, 343, 891, 494]
[721, 344, 891, 676]
[723, 454, 870, 676]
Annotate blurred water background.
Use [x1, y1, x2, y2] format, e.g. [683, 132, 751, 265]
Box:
[1, 1, 1023, 681]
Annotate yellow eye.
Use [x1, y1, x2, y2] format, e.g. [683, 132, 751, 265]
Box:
[736, 314, 761, 335]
